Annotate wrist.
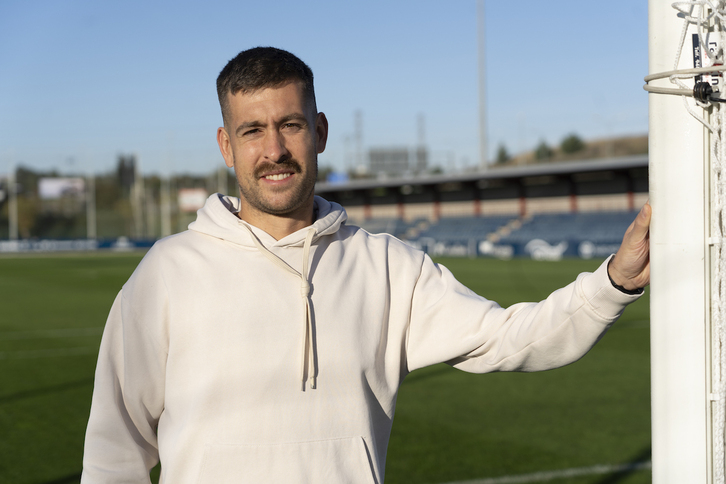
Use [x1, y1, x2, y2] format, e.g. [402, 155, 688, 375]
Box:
[607, 258, 644, 295]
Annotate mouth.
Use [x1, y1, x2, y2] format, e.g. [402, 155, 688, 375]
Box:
[263, 172, 293, 181]
[256, 160, 301, 182]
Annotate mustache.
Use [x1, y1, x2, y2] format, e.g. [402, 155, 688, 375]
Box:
[254, 159, 302, 178]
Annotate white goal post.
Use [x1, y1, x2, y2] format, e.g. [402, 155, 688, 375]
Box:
[647, 1, 726, 482]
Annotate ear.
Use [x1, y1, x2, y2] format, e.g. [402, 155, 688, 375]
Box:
[217, 127, 235, 168]
[315, 112, 329, 154]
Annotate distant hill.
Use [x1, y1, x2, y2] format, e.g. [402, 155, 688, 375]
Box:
[500, 134, 648, 166]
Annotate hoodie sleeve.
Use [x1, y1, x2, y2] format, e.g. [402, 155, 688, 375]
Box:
[82, 256, 169, 483]
[405, 255, 641, 373]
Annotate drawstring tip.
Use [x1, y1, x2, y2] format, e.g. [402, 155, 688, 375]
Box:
[300, 376, 317, 391]
[301, 377, 317, 391]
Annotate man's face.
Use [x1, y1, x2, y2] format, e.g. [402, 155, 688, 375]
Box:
[217, 81, 328, 219]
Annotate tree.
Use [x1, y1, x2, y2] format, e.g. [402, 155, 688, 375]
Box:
[116, 154, 136, 195]
[535, 140, 553, 161]
[560, 133, 585, 154]
[496, 144, 511, 164]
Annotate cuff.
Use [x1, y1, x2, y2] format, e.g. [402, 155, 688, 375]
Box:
[578, 255, 644, 321]
[606, 257, 644, 295]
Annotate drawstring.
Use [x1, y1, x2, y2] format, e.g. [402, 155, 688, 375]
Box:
[301, 228, 316, 390]
[239, 223, 318, 391]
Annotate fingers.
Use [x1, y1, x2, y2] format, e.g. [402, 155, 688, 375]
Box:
[608, 203, 652, 291]
[631, 203, 651, 239]
[622, 203, 651, 245]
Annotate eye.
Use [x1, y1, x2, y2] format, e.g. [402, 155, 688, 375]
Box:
[282, 123, 303, 131]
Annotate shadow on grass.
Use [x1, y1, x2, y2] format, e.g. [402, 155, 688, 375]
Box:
[594, 446, 652, 484]
[0, 378, 92, 405]
[38, 472, 81, 484]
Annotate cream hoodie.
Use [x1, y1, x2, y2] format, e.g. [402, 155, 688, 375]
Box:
[82, 194, 641, 484]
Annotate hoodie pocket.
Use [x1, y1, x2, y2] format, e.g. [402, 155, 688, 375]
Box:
[196, 436, 378, 484]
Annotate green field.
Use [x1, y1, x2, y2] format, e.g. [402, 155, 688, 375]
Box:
[0, 254, 650, 484]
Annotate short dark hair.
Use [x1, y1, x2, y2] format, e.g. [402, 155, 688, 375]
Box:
[216, 47, 316, 126]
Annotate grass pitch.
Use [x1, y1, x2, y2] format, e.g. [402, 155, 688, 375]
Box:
[0, 254, 650, 484]
[387, 258, 650, 484]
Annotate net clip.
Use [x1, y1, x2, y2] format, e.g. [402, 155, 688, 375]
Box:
[694, 81, 715, 103]
[694, 81, 726, 104]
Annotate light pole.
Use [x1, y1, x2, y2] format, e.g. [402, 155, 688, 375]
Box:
[477, 0, 488, 170]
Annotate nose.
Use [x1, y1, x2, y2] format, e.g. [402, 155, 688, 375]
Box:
[263, 130, 290, 163]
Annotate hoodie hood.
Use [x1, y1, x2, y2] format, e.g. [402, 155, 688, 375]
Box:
[188, 193, 347, 247]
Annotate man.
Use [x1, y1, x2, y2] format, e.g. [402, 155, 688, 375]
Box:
[81, 47, 650, 483]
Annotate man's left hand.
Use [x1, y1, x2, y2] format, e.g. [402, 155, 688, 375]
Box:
[608, 203, 651, 291]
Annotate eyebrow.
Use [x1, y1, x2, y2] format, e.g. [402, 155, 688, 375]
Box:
[234, 113, 309, 137]
[235, 121, 263, 137]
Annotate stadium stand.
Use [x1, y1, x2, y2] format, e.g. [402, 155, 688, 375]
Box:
[316, 156, 648, 259]
[497, 211, 637, 245]
[356, 218, 422, 240]
[411, 215, 516, 243]
[391, 211, 636, 260]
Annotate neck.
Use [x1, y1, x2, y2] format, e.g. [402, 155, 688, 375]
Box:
[236, 198, 315, 240]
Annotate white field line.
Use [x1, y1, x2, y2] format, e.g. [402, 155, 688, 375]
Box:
[0, 327, 102, 340]
[0, 346, 98, 359]
[439, 461, 652, 484]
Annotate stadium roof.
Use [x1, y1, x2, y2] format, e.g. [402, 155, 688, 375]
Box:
[315, 154, 648, 193]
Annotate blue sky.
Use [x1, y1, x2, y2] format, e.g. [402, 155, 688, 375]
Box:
[0, 0, 648, 176]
